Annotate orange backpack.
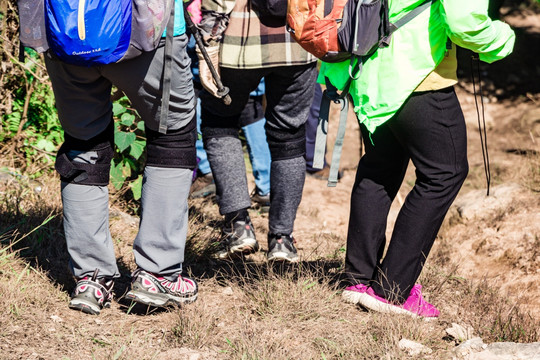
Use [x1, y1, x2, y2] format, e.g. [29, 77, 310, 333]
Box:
[286, 0, 390, 63]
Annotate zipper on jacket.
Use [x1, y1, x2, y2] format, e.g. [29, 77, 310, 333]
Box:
[78, 0, 86, 40]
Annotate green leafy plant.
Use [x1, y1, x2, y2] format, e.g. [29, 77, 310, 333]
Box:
[110, 95, 146, 200]
[0, 49, 63, 173]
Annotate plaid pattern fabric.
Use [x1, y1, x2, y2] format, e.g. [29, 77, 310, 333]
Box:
[203, 0, 316, 69]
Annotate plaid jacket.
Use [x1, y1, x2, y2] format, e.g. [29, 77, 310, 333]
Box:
[202, 0, 316, 69]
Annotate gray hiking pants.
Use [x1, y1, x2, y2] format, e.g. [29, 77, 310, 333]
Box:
[46, 34, 195, 281]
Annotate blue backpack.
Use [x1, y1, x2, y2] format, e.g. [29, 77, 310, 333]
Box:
[18, 0, 174, 66]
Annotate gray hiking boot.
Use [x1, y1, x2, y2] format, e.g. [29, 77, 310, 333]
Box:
[267, 234, 299, 263]
[125, 269, 198, 307]
[215, 217, 259, 259]
[69, 269, 114, 315]
[250, 188, 270, 213]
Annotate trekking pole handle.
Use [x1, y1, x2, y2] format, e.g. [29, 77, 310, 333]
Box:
[183, 8, 231, 105]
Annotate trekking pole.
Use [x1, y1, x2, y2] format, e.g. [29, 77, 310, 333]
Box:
[183, 8, 231, 105]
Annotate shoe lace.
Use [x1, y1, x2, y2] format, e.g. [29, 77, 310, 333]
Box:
[408, 285, 425, 303]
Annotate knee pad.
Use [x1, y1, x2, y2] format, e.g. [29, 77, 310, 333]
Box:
[265, 124, 306, 161]
[55, 127, 114, 186]
[201, 126, 239, 141]
[146, 119, 197, 168]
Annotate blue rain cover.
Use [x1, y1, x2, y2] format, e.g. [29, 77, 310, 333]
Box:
[45, 0, 132, 65]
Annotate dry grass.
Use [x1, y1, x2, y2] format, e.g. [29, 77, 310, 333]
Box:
[1, 166, 539, 360]
[1, 90, 540, 358]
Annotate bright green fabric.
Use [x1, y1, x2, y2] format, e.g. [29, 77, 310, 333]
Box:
[318, 0, 515, 133]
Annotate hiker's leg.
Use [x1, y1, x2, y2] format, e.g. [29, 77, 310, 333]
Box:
[58, 129, 118, 279]
[345, 123, 409, 286]
[45, 57, 119, 280]
[372, 87, 468, 301]
[105, 33, 197, 280]
[241, 98, 271, 196]
[133, 121, 197, 281]
[264, 63, 317, 234]
[200, 68, 264, 215]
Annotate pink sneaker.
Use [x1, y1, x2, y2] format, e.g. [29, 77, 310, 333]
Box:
[342, 283, 369, 304]
[401, 284, 440, 318]
[356, 284, 439, 319]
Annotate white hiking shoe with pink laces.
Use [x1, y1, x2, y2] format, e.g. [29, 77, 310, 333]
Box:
[126, 269, 198, 307]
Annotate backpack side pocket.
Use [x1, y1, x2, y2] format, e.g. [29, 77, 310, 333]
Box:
[18, 0, 49, 53]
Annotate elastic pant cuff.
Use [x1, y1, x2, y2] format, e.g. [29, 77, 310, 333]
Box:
[146, 122, 197, 168]
[266, 124, 306, 160]
[201, 126, 239, 139]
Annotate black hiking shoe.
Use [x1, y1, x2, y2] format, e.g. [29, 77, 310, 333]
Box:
[267, 234, 299, 263]
[69, 269, 114, 315]
[215, 217, 259, 259]
[125, 269, 198, 307]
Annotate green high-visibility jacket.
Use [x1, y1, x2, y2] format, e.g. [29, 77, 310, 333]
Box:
[318, 0, 515, 134]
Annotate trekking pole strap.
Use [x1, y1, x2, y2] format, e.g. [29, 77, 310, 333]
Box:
[183, 5, 231, 105]
[327, 96, 348, 187]
[158, 2, 175, 134]
[313, 88, 332, 170]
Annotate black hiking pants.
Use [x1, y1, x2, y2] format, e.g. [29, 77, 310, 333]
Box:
[345, 86, 469, 302]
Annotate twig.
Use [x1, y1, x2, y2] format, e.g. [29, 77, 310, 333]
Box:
[15, 81, 34, 138]
[29, 144, 57, 157]
[0, 34, 49, 82]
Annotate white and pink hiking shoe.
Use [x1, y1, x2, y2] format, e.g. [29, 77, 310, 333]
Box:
[69, 269, 114, 315]
[126, 269, 198, 307]
[343, 283, 440, 319]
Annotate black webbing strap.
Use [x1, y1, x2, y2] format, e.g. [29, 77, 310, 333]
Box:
[389, 0, 436, 34]
[158, 1, 176, 134]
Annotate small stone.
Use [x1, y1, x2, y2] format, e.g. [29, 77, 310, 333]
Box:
[222, 286, 234, 295]
[452, 337, 486, 357]
[399, 338, 433, 356]
[446, 323, 475, 342]
[50, 315, 63, 323]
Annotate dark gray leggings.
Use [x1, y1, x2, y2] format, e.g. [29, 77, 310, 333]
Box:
[200, 63, 317, 235]
[345, 87, 469, 302]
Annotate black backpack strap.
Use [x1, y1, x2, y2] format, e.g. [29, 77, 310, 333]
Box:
[381, 0, 437, 47]
[158, 1, 175, 134]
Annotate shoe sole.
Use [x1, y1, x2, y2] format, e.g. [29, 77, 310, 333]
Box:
[342, 289, 366, 305]
[267, 251, 299, 263]
[342, 291, 437, 320]
[125, 290, 198, 307]
[217, 238, 259, 259]
[69, 298, 104, 315]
